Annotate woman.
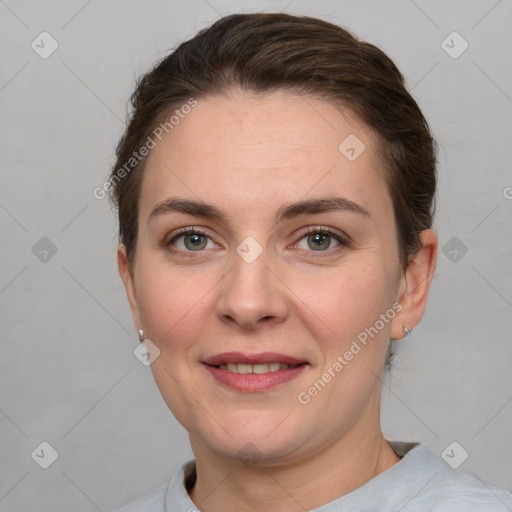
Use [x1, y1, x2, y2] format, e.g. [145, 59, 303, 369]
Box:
[110, 13, 512, 511]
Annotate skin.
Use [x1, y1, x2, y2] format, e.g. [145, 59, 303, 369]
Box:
[118, 89, 438, 512]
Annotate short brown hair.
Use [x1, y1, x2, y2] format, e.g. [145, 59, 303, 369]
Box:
[110, 12, 436, 273]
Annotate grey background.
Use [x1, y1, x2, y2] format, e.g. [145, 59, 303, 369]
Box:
[1, 0, 511, 510]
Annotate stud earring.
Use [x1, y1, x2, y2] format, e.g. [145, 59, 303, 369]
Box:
[403, 327, 412, 337]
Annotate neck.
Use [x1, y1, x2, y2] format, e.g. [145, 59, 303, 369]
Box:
[188, 425, 401, 512]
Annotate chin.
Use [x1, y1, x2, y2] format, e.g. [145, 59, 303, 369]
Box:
[192, 413, 314, 466]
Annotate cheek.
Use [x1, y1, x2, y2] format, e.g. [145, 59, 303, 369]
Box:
[291, 260, 394, 345]
[134, 262, 221, 428]
[134, 258, 223, 350]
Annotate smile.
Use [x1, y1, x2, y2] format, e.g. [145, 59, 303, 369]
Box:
[216, 362, 300, 374]
[202, 352, 308, 392]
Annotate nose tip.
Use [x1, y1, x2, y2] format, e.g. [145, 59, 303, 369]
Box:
[215, 252, 288, 330]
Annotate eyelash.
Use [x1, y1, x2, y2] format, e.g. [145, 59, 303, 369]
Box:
[300, 227, 350, 252]
[165, 226, 350, 257]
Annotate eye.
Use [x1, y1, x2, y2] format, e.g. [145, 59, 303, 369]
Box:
[165, 226, 349, 256]
[167, 228, 216, 252]
[295, 227, 349, 252]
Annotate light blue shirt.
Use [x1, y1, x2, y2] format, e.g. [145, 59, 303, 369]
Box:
[112, 441, 512, 511]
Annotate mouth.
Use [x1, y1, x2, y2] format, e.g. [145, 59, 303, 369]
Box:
[214, 362, 301, 374]
[202, 352, 309, 392]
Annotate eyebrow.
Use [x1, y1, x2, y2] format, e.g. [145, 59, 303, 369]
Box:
[147, 196, 370, 225]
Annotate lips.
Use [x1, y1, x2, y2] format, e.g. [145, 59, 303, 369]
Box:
[202, 352, 308, 392]
[203, 351, 306, 366]
[203, 352, 307, 366]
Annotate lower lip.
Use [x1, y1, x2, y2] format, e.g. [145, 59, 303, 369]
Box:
[203, 364, 308, 392]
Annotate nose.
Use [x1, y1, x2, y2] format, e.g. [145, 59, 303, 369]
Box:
[215, 246, 289, 331]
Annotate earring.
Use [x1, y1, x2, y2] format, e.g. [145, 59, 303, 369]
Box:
[138, 329, 145, 342]
[403, 327, 412, 337]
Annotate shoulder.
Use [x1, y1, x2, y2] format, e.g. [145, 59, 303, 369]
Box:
[412, 472, 512, 511]
[110, 482, 168, 512]
[392, 442, 512, 511]
[416, 469, 512, 511]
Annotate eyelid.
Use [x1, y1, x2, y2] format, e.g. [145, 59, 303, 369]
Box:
[165, 227, 220, 251]
[299, 225, 349, 241]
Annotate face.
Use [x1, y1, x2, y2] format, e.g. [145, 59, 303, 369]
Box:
[120, 90, 414, 465]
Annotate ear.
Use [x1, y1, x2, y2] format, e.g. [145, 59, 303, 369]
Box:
[391, 229, 438, 339]
[118, 244, 142, 331]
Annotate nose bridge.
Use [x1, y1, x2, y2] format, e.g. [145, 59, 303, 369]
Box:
[216, 240, 287, 328]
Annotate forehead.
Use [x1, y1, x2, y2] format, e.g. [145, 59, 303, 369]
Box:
[139, 89, 391, 223]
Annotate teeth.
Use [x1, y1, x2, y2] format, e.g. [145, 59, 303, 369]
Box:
[237, 363, 252, 374]
[218, 363, 297, 374]
[253, 363, 269, 374]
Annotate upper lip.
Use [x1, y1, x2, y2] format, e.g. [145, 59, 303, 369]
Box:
[203, 352, 307, 366]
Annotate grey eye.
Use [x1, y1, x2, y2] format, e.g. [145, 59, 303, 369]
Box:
[183, 233, 208, 250]
[309, 232, 331, 250]
[169, 230, 214, 252]
[305, 232, 336, 251]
